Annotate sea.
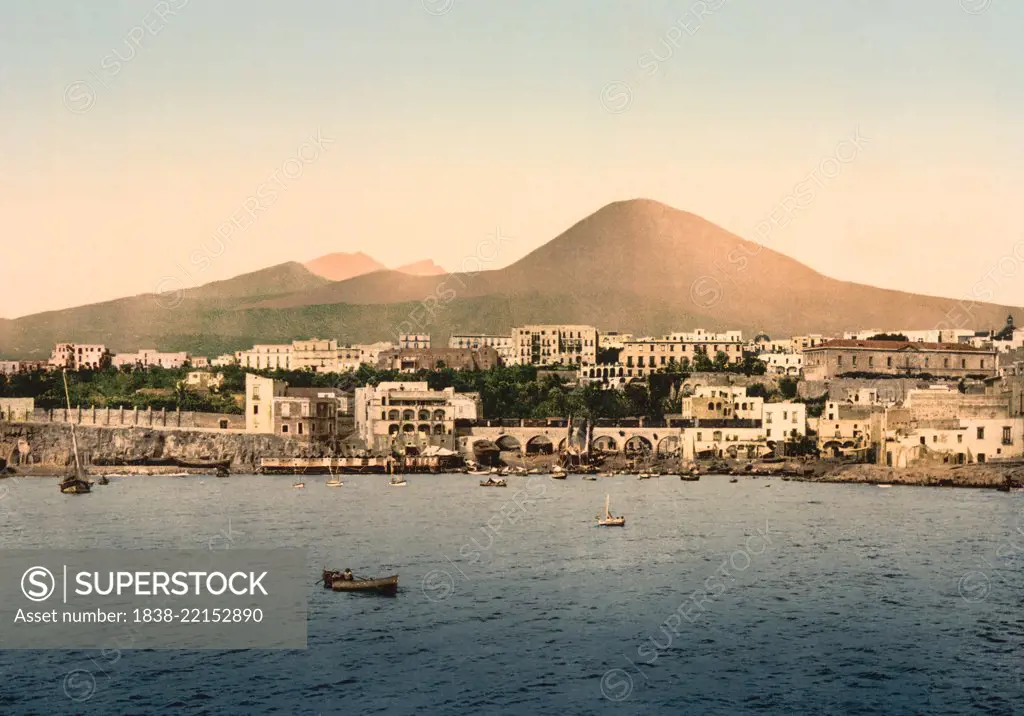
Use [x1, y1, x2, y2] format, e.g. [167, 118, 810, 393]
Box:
[0, 473, 1022, 716]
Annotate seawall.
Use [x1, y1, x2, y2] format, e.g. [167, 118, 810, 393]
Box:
[0, 422, 336, 474]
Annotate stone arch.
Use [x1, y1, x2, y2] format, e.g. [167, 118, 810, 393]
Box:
[495, 435, 522, 452]
[387, 409, 399, 420]
[624, 435, 653, 455]
[402, 423, 415, 433]
[433, 424, 445, 435]
[557, 438, 568, 452]
[525, 435, 554, 455]
[656, 435, 680, 456]
[388, 424, 400, 435]
[418, 424, 430, 434]
[432, 409, 445, 421]
[418, 409, 431, 421]
[402, 409, 415, 421]
[592, 435, 618, 452]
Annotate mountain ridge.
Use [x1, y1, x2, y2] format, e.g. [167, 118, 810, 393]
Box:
[0, 199, 1019, 358]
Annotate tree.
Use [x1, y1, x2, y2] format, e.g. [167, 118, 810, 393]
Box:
[778, 377, 798, 399]
[867, 333, 908, 342]
[692, 347, 714, 373]
[596, 347, 622, 364]
[712, 351, 730, 372]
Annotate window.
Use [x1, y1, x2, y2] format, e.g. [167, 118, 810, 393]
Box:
[944, 358, 949, 368]
[298, 423, 303, 435]
[852, 356, 858, 367]
[783, 411, 788, 420]
[253, 405, 259, 415]
[977, 427, 985, 440]
[868, 357, 874, 368]
[219, 420, 228, 430]
[837, 356, 843, 366]
[1003, 426, 1012, 445]
[932, 435, 938, 443]
[957, 434, 963, 444]
[886, 357, 892, 367]
[696, 432, 702, 441]
[766, 413, 773, 424]
[252, 386, 261, 400]
[281, 425, 288, 433]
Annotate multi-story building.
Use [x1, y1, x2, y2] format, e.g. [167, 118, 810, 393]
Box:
[244, 374, 343, 441]
[0, 360, 47, 376]
[112, 349, 190, 369]
[211, 354, 238, 367]
[291, 338, 339, 372]
[619, 335, 744, 377]
[757, 352, 803, 376]
[190, 356, 209, 368]
[399, 334, 431, 350]
[353, 381, 478, 454]
[667, 329, 743, 343]
[790, 335, 826, 353]
[380, 347, 500, 373]
[884, 418, 1022, 466]
[448, 334, 514, 364]
[512, 325, 598, 367]
[49, 343, 112, 370]
[238, 344, 293, 370]
[358, 341, 396, 367]
[579, 363, 631, 389]
[803, 340, 998, 380]
[763, 402, 807, 440]
[682, 386, 760, 421]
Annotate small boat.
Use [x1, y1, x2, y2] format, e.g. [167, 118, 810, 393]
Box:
[96, 475, 110, 485]
[527, 468, 540, 475]
[597, 494, 625, 527]
[729, 478, 739, 483]
[163, 472, 192, 477]
[877, 484, 892, 489]
[597, 472, 613, 478]
[293, 481, 305, 489]
[638, 473, 652, 480]
[216, 466, 230, 478]
[330, 574, 399, 596]
[388, 478, 408, 487]
[326, 477, 343, 487]
[479, 478, 508, 487]
[680, 474, 700, 482]
[469, 470, 491, 476]
[582, 475, 597, 481]
[551, 466, 567, 480]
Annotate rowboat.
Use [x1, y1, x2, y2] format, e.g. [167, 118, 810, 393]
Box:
[326, 477, 343, 487]
[293, 481, 305, 489]
[479, 478, 508, 487]
[582, 475, 597, 481]
[680, 474, 700, 481]
[330, 574, 399, 596]
[597, 494, 625, 527]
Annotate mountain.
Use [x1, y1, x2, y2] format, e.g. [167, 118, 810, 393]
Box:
[395, 259, 447, 276]
[304, 252, 386, 281]
[303, 253, 447, 281]
[1, 199, 1021, 358]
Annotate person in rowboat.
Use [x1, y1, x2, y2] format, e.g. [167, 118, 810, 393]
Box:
[342, 568, 353, 581]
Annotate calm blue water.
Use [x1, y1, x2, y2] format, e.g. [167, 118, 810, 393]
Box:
[1, 473, 1022, 715]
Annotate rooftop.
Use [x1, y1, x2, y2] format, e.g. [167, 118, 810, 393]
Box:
[811, 339, 992, 353]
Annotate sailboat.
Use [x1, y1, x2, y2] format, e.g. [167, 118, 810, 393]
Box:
[388, 456, 407, 487]
[596, 494, 625, 527]
[325, 451, 343, 486]
[59, 370, 92, 495]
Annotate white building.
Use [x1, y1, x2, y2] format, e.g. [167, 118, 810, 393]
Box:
[885, 418, 1022, 466]
[512, 325, 598, 367]
[112, 349, 190, 369]
[353, 381, 478, 453]
[757, 352, 803, 376]
[49, 343, 111, 370]
[211, 354, 238, 367]
[239, 344, 293, 370]
[763, 402, 807, 440]
[667, 329, 743, 343]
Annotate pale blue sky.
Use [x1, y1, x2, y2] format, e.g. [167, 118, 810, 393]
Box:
[2, 0, 1023, 317]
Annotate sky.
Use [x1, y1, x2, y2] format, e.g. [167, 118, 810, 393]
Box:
[2, 0, 1023, 318]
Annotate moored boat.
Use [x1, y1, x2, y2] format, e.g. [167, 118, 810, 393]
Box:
[479, 478, 508, 487]
[326, 477, 343, 487]
[58, 370, 91, 495]
[293, 481, 305, 489]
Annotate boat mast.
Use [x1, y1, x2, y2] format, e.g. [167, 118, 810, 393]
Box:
[605, 493, 610, 519]
[62, 369, 84, 479]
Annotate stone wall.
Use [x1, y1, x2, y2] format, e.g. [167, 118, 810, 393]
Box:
[0, 422, 334, 472]
[0, 406, 246, 432]
[798, 378, 935, 403]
